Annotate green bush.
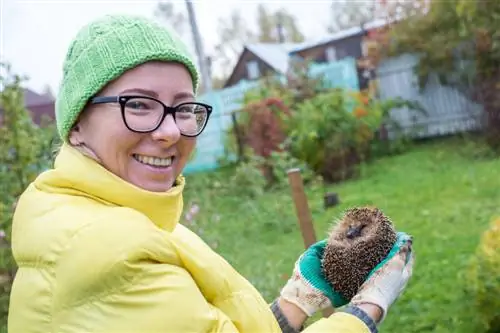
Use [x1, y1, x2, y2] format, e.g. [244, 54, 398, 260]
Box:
[0, 62, 59, 326]
[219, 59, 325, 180]
[283, 89, 372, 182]
[283, 89, 426, 183]
[465, 217, 500, 332]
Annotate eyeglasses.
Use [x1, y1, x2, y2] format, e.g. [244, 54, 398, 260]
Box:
[91, 95, 213, 137]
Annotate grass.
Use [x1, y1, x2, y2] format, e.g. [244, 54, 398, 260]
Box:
[182, 136, 499, 333]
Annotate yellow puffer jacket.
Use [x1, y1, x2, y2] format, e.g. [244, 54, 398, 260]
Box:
[8, 144, 371, 333]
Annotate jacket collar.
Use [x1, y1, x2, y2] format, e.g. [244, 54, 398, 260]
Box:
[35, 143, 184, 232]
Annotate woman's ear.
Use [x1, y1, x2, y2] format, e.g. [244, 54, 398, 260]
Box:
[68, 124, 84, 146]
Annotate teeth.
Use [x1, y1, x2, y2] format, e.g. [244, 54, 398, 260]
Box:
[134, 154, 173, 167]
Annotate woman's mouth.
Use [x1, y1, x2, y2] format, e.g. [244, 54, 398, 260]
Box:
[133, 154, 174, 168]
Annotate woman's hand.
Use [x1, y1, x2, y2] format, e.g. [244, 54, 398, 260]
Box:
[350, 237, 414, 324]
[279, 240, 346, 318]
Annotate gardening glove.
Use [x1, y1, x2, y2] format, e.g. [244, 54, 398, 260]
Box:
[350, 232, 414, 324]
[280, 240, 346, 317]
[280, 232, 413, 317]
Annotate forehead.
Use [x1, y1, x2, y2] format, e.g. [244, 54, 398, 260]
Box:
[103, 61, 195, 101]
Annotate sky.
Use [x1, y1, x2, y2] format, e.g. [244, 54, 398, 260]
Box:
[1, 0, 337, 95]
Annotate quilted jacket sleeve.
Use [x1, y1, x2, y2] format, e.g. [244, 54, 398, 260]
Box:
[270, 299, 375, 333]
[51, 208, 218, 333]
[302, 311, 375, 333]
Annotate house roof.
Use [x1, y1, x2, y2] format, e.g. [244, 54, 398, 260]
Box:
[290, 19, 388, 53]
[23, 88, 54, 107]
[246, 43, 303, 74]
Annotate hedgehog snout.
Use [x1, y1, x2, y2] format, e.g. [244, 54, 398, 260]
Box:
[346, 225, 363, 239]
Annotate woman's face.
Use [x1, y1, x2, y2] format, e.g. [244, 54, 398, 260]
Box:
[69, 61, 196, 192]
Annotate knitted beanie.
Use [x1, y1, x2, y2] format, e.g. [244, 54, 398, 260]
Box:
[55, 14, 200, 141]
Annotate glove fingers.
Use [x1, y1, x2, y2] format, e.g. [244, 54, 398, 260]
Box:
[403, 251, 415, 278]
[384, 245, 409, 272]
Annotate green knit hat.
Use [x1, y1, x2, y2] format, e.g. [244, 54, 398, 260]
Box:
[55, 14, 200, 141]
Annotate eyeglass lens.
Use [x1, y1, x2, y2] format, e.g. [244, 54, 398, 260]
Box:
[123, 97, 208, 135]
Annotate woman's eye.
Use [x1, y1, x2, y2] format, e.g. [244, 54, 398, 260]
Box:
[178, 106, 194, 113]
[126, 102, 148, 109]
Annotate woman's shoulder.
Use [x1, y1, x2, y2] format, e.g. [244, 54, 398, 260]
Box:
[12, 183, 179, 270]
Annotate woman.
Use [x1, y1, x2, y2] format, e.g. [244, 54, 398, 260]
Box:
[8, 14, 414, 333]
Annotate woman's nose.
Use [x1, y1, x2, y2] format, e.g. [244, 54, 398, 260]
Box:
[150, 114, 181, 143]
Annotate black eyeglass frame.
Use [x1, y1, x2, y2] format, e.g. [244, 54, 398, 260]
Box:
[91, 95, 213, 137]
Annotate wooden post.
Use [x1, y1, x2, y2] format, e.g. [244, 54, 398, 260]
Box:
[287, 168, 317, 248]
[287, 168, 334, 318]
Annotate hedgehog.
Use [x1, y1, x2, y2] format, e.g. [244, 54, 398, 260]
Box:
[321, 206, 397, 302]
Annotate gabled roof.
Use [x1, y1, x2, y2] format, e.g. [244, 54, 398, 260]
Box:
[23, 88, 54, 107]
[246, 43, 303, 74]
[290, 19, 388, 53]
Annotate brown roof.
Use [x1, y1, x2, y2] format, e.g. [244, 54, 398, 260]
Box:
[24, 88, 54, 107]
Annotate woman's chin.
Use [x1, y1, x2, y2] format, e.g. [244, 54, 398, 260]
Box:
[133, 178, 176, 193]
[128, 158, 177, 192]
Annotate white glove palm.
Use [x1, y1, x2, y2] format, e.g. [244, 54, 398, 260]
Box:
[350, 243, 414, 323]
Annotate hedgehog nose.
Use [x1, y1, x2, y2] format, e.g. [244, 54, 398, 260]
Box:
[346, 226, 361, 239]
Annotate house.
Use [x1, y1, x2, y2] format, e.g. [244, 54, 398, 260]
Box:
[0, 88, 55, 126]
[224, 19, 389, 90]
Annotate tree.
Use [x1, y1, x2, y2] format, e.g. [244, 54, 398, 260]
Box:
[384, 0, 500, 150]
[328, 0, 375, 33]
[274, 8, 305, 43]
[0, 62, 59, 323]
[257, 4, 275, 43]
[213, 4, 305, 79]
[214, 10, 256, 78]
[155, 1, 188, 38]
[256, 5, 304, 43]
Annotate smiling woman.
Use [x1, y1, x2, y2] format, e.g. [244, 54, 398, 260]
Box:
[68, 61, 211, 192]
[7, 13, 413, 333]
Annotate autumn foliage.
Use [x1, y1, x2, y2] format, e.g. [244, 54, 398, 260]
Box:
[242, 97, 291, 158]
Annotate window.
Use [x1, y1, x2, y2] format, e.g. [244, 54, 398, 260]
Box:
[325, 46, 337, 62]
[246, 61, 260, 80]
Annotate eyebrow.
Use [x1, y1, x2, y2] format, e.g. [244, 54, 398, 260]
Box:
[118, 88, 195, 100]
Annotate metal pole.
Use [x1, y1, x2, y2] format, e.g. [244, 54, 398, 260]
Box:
[185, 0, 212, 92]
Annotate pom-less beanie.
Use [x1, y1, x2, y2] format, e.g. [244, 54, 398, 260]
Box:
[55, 14, 200, 141]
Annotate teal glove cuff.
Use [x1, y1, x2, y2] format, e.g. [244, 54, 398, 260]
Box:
[297, 240, 348, 307]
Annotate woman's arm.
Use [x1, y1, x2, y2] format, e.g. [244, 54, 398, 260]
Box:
[271, 298, 380, 333]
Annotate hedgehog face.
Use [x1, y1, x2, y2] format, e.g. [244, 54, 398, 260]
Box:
[328, 207, 391, 245]
[346, 222, 367, 239]
[341, 216, 376, 241]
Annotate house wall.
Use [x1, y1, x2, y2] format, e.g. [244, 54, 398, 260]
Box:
[224, 49, 276, 88]
[0, 103, 55, 127]
[291, 34, 373, 89]
[29, 104, 55, 125]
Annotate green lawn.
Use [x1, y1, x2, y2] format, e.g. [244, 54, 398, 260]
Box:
[183, 136, 499, 333]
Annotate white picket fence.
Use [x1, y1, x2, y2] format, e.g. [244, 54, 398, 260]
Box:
[376, 53, 483, 138]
